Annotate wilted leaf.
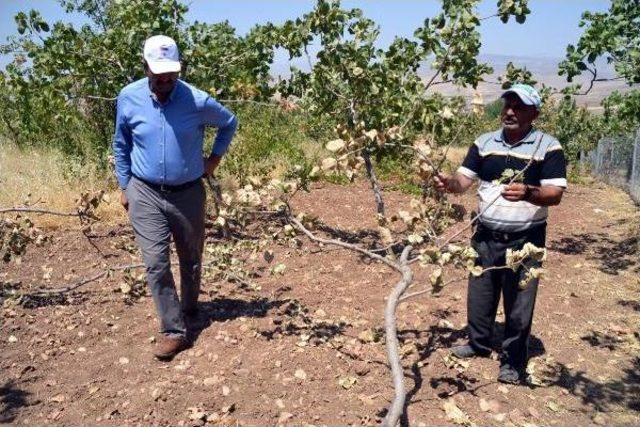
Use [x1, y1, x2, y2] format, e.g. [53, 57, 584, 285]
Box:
[120, 283, 132, 294]
[321, 157, 337, 171]
[408, 234, 424, 244]
[270, 263, 286, 275]
[338, 376, 357, 389]
[546, 401, 560, 412]
[326, 139, 346, 153]
[442, 398, 474, 426]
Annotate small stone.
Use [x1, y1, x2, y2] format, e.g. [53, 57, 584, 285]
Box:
[278, 412, 294, 423]
[354, 362, 370, 376]
[222, 385, 230, 396]
[275, 398, 285, 409]
[203, 376, 219, 386]
[437, 319, 454, 329]
[592, 413, 606, 425]
[189, 411, 207, 421]
[50, 393, 65, 403]
[8, 335, 17, 343]
[294, 369, 307, 380]
[118, 357, 129, 365]
[509, 408, 524, 424]
[498, 385, 509, 394]
[315, 309, 327, 318]
[528, 406, 540, 418]
[151, 388, 162, 401]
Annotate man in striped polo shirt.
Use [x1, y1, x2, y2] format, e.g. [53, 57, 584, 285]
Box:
[434, 84, 567, 384]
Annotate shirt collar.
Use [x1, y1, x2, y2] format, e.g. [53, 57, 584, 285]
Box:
[494, 127, 538, 147]
[146, 78, 179, 104]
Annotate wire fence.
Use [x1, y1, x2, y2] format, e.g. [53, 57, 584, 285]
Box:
[584, 129, 640, 204]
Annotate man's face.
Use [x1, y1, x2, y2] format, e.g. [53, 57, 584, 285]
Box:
[145, 64, 179, 96]
[500, 93, 539, 132]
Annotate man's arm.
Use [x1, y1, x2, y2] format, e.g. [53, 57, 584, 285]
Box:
[502, 183, 564, 206]
[201, 96, 238, 176]
[434, 172, 475, 194]
[433, 141, 481, 194]
[502, 139, 567, 206]
[112, 95, 132, 209]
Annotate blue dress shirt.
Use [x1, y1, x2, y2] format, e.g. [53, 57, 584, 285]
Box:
[113, 78, 238, 189]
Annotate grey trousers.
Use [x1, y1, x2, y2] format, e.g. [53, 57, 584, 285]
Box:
[126, 176, 206, 337]
[467, 224, 546, 370]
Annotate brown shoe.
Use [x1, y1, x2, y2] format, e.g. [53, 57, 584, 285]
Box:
[153, 335, 189, 361]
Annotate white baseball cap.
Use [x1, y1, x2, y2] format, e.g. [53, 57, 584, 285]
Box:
[501, 83, 542, 110]
[143, 35, 181, 74]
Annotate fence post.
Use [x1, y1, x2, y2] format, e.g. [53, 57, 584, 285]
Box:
[631, 130, 640, 203]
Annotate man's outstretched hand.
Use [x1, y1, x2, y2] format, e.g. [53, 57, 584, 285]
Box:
[433, 172, 451, 192]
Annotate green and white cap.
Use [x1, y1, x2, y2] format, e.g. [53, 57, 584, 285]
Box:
[501, 83, 541, 110]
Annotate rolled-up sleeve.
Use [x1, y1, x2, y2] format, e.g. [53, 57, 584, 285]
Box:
[112, 94, 133, 189]
[201, 97, 238, 156]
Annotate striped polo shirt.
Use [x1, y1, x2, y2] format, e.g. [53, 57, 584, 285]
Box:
[457, 128, 567, 232]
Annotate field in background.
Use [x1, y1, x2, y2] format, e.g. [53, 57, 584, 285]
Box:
[0, 143, 126, 227]
[1, 138, 475, 230]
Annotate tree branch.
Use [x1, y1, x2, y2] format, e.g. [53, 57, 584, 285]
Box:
[381, 245, 413, 427]
[0, 207, 80, 217]
[288, 216, 402, 272]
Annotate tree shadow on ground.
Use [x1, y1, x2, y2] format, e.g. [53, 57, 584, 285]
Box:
[0, 380, 30, 423]
[549, 232, 638, 275]
[393, 319, 546, 425]
[187, 296, 288, 343]
[189, 296, 349, 347]
[315, 222, 380, 246]
[618, 299, 640, 312]
[549, 357, 640, 413]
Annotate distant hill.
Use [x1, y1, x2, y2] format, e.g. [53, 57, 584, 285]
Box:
[427, 54, 638, 111]
[270, 53, 637, 111]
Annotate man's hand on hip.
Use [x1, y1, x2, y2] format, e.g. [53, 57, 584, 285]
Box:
[502, 183, 529, 201]
[120, 190, 129, 211]
[203, 155, 222, 177]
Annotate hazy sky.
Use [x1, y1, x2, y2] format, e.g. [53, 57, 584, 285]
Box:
[0, 0, 609, 66]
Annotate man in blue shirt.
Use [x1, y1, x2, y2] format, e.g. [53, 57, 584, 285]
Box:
[113, 35, 238, 360]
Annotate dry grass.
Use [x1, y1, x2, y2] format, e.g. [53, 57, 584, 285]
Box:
[0, 143, 126, 229]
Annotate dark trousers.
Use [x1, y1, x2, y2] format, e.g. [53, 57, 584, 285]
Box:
[126, 176, 206, 337]
[467, 223, 546, 370]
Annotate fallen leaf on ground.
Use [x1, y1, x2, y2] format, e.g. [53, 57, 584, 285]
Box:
[442, 398, 474, 426]
[546, 401, 561, 412]
[338, 376, 357, 390]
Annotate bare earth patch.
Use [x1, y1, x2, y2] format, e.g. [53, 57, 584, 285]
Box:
[1, 180, 639, 426]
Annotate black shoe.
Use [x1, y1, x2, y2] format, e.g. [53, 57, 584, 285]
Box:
[451, 344, 479, 359]
[498, 364, 523, 384]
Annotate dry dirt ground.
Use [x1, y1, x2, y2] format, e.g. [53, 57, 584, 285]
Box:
[2, 180, 639, 426]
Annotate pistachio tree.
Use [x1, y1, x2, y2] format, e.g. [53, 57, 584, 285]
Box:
[558, 0, 639, 132]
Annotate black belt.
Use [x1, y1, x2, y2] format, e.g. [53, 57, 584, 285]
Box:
[133, 175, 201, 193]
[475, 223, 545, 242]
